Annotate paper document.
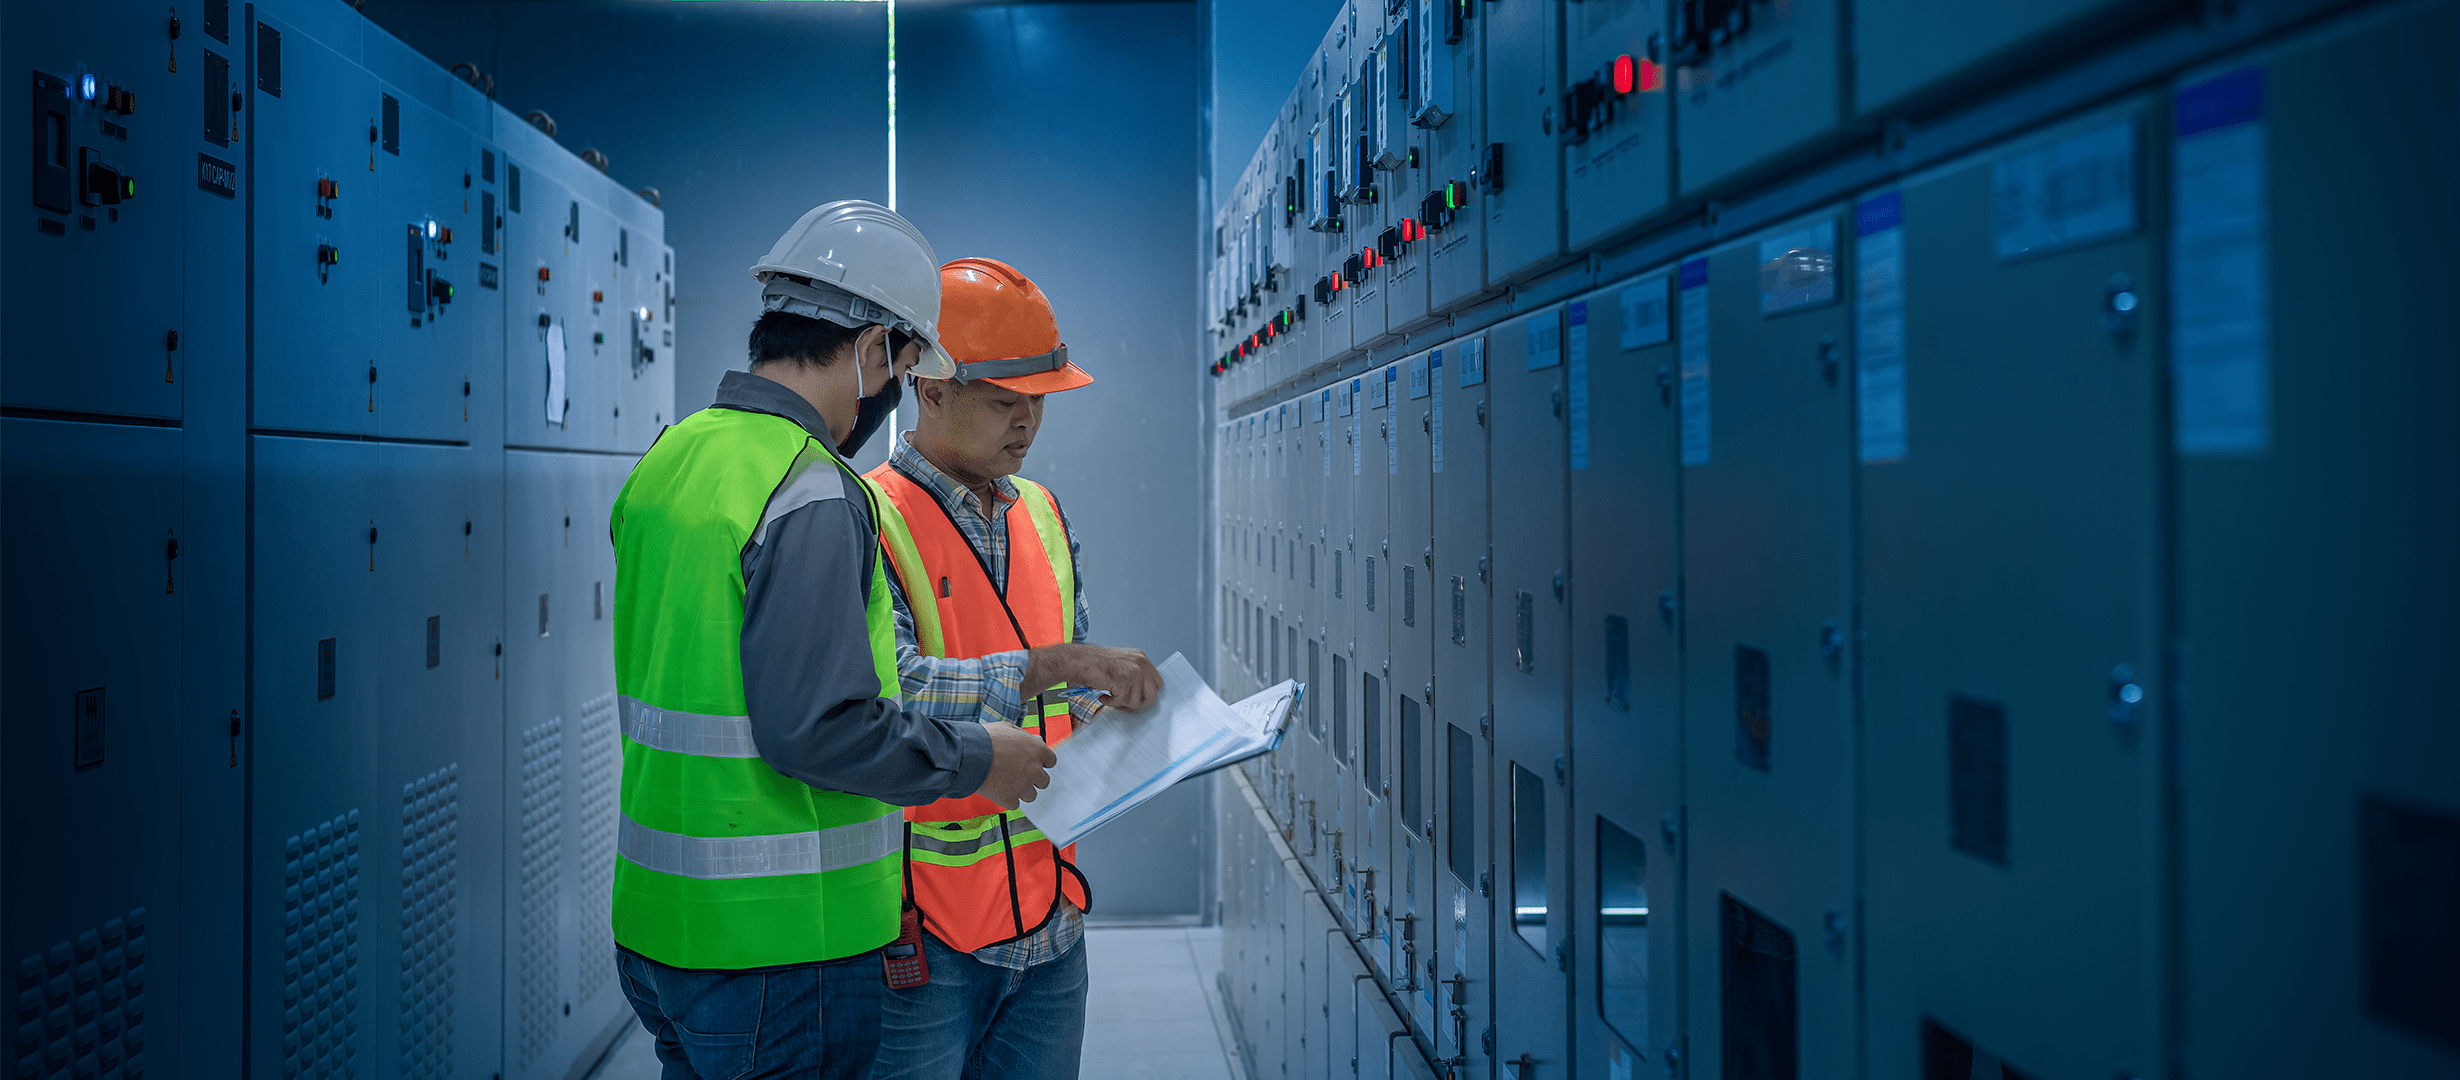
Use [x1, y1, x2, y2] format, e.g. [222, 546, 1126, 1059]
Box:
[1027, 653, 1300, 849]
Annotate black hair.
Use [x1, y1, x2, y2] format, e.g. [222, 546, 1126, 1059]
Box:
[747, 310, 863, 368]
[746, 311, 917, 370]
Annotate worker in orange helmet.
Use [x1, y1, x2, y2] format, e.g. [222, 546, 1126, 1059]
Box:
[863, 257, 1165, 1079]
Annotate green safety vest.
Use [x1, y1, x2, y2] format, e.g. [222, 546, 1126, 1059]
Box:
[609, 406, 905, 969]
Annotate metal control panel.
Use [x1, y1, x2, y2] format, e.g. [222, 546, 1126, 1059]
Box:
[3, 1, 668, 1077]
[1209, 2, 2460, 1078]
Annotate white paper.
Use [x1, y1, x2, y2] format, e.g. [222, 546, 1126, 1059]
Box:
[1619, 274, 1670, 350]
[1525, 314, 1561, 370]
[544, 323, 569, 426]
[1029, 655, 1297, 848]
[1992, 119, 2138, 260]
[1458, 337, 1486, 387]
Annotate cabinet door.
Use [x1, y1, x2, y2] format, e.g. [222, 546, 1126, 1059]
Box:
[1, 421, 189, 1071]
[249, 16, 385, 438]
[1481, 0, 1566, 285]
[1858, 102, 2162, 1080]
[4, 10, 195, 418]
[1677, 213, 1856, 1080]
[2174, 8, 2460, 1075]
[1568, 274, 1684, 1077]
[1486, 307, 1572, 1077]
[1672, 0, 1845, 195]
[1430, 335, 1495, 1077]
[371, 90, 496, 444]
[1563, 0, 1673, 250]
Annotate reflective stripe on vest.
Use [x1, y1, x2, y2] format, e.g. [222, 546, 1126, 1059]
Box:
[865, 465, 1092, 952]
[620, 697, 761, 758]
[611, 408, 905, 970]
[618, 813, 904, 879]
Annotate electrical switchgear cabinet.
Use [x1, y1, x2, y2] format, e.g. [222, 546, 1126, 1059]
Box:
[247, 15, 390, 439]
[1484, 307, 1573, 1077]
[1563, 0, 1674, 251]
[1678, 213, 1857, 1080]
[1417, 0, 1487, 315]
[1386, 352, 1441, 1047]
[1429, 335, 1494, 1079]
[4, 8, 195, 419]
[2175, 7, 2460, 1075]
[0, 422, 192, 1070]
[1672, 0, 1846, 195]
[500, 451, 634, 1080]
[246, 436, 511, 1080]
[1479, 0, 1567, 285]
[1566, 272, 1685, 1077]
[1858, 101, 2165, 1080]
[1854, 0, 2135, 119]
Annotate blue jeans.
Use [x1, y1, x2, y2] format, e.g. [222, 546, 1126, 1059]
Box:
[617, 948, 885, 1080]
[869, 933, 1089, 1080]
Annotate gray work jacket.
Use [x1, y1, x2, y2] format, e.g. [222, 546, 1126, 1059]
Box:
[712, 369, 993, 805]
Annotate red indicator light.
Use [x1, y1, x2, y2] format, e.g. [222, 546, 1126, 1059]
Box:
[1613, 54, 1635, 95]
[1331, 273, 1346, 292]
[1639, 58, 1665, 92]
[537, 267, 552, 281]
[592, 290, 604, 302]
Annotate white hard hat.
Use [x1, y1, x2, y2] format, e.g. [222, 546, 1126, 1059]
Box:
[750, 200, 957, 379]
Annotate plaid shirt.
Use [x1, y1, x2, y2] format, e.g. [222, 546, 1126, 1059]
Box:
[881, 431, 1095, 969]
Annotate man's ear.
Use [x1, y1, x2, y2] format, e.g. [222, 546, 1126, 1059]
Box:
[856, 325, 891, 370]
[913, 377, 952, 414]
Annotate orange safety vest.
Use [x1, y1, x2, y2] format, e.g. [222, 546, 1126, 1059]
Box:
[865, 461, 1093, 953]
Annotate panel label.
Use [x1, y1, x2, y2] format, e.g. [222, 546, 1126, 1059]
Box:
[1525, 313, 1561, 370]
[2172, 69, 2270, 455]
[1678, 258, 1711, 466]
[1568, 300, 1591, 470]
[196, 153, 237, 199]
[1431, 350, 1446, 474]
[1855, 191, 1908, 463]
[1323, 390, 1335, 477]
[1620, 273, 1670, 350]
[1459, 337, 1486, 386]
[1387, 369, 1400, 474]
[1992, 118, 2138, 259]
[1409, 354, 1430, 400]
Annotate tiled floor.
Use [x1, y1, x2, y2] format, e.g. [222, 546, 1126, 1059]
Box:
[588, 927, 1241, 1080]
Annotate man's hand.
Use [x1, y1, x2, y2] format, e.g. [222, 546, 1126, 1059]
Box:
[1024, 643, 1165, 713]
[973, 721, 1058, 809]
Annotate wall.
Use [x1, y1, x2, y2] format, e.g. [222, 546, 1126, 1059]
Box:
[896, 0, 1205, 918]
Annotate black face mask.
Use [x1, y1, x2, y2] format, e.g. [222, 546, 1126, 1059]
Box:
[837, 368, 901, 458]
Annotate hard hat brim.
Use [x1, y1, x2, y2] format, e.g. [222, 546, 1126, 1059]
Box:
[909, 339, 957, 381]
[979, 360, 1093, 395]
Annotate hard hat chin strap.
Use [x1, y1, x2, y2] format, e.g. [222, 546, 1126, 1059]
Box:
[950, 344, 1068, 383]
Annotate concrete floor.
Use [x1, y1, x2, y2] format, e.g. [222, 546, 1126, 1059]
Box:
[589, 927, 1241, 1080]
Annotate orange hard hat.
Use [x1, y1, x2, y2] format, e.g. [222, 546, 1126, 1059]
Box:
[934, 257, 1094, 394]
